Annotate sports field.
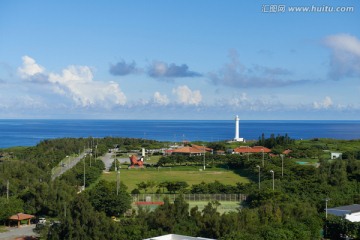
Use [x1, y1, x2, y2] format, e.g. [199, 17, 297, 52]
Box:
[101, 165, 250, 191]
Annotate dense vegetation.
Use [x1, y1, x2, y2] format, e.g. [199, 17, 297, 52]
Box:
[1, 136, 360, 239]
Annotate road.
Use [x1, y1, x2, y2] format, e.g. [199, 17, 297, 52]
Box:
[51, 150, 89, 180]
[0, 224, 38, 240]
[100, 150, 130, 171]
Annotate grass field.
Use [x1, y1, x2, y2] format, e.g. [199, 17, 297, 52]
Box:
[101, 165, 250, 191]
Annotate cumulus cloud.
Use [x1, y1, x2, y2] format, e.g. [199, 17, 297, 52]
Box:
[313, 96, 333, 109]
[323, 33, 360, 80]
[148, 61, 202, 79]
[172, 85, 202, 105]
[48, 66, 126, 107]
[18, 55, 47, 82]
[18, 56, 126, 107]
[153, 92, 170, 106]
[209, 49, 307, 88]
[109, 60, 139, 76]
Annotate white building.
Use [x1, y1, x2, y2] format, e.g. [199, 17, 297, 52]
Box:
[233, 115, 244, 142]
[331, 152, 342, 159]
[143, 234, 215, 240]
[327, 204, 360, 222]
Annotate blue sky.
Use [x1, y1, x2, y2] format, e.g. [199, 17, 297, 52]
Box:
[0, 0, 359, 120]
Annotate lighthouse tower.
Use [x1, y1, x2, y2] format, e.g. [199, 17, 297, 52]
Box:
[234, 115, 244, 142]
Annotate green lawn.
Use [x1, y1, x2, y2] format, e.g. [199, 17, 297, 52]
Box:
[101, 165, 250, 191]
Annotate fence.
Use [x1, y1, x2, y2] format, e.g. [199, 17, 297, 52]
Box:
[132, 193, 247, 203]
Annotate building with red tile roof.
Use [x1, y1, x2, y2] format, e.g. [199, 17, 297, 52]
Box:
[8, 213, 35, 227]
[190, 144, 213, 153]
[283, 149, 292, 155]
[233, 146, 271, 154]
[171, 146, 204, 156]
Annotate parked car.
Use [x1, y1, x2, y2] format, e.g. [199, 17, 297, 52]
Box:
[38, 217, 46, 224]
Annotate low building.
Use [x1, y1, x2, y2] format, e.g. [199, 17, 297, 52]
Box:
[331, 152, 342, 159]
[8, 213, 35, 227]
[143, 234, 216, 240]
[327, 204, 360, 222]
[233, 146, 271, 154]
[171, 146, 204, 156]
[170, 144, 213, 156]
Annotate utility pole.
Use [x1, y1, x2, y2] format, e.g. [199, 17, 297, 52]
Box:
[64, 203, 66, 218]
[325, 198, 330, 219]
[280, 154, 284, 178]
[115, 150, 117, 171]
[203, 145, 206, 170]
[6, 179, 9, 200]
[83, 156, 86, 190]
[270, 170, 274, 190]
[256, 165, 261, 190]
[261, 149, 264, 167]
[95, 141, 97, 162]
[116, 169, 120, 195]
[89, 141, 92, 167]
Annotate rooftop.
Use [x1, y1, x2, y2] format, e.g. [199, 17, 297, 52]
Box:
[143, 234, 215, 240]
[328, 204, 360, 214]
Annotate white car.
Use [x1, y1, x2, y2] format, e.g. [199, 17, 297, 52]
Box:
[38, 217, 46, 224]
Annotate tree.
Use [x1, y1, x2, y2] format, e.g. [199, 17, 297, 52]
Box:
[164, 181, 189, 193]
[48, 194, 120, 240]
[200, 201, 221, 238]
[87, 180, 131, 217]
[0, 197, 23, 224]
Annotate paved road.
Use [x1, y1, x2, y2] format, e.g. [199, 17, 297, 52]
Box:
[0, 224, 38, 240]
[100, 150, 130, 171]
[51, 150, 88, 180]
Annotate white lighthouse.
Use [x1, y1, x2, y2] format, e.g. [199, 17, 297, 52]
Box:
[234, 115, 244, 142]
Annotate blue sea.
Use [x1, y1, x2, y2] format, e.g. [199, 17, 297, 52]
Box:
[0, 119, 359, 148]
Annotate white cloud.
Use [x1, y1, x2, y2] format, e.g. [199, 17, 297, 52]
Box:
[48, 65, 126, 107]
[172, 85, 202, 105]
[324, 34, 360, 80]
[153, 92, 170, 105]
[313, 96, 333, 109]
[18, 55, 45, 80]
[18, 56, 126, 107]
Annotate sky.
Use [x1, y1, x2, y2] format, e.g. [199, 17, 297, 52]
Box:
[0, 0, 359, 120]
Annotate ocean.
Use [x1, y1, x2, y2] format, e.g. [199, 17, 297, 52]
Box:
[0, 119, 359, 148]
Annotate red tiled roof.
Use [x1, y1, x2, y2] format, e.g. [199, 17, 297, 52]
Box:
[9, 213, 35, 221]
[172, 146, 204, 154]
[233, 146, 271, 153]
[283, 149, 292, 155]
[191, 144, 213, 152]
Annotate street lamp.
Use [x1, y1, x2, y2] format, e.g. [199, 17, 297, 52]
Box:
[325, 198, 330, 219]
[203, 145, 206, 170]
[116, 169, 120, 195]
[256, 165, 261, 190]
[83, 156, 86, 190]
[261, 149, 264, 167]
[270, 170, 274, 190]
[280, 154, 284, 178]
